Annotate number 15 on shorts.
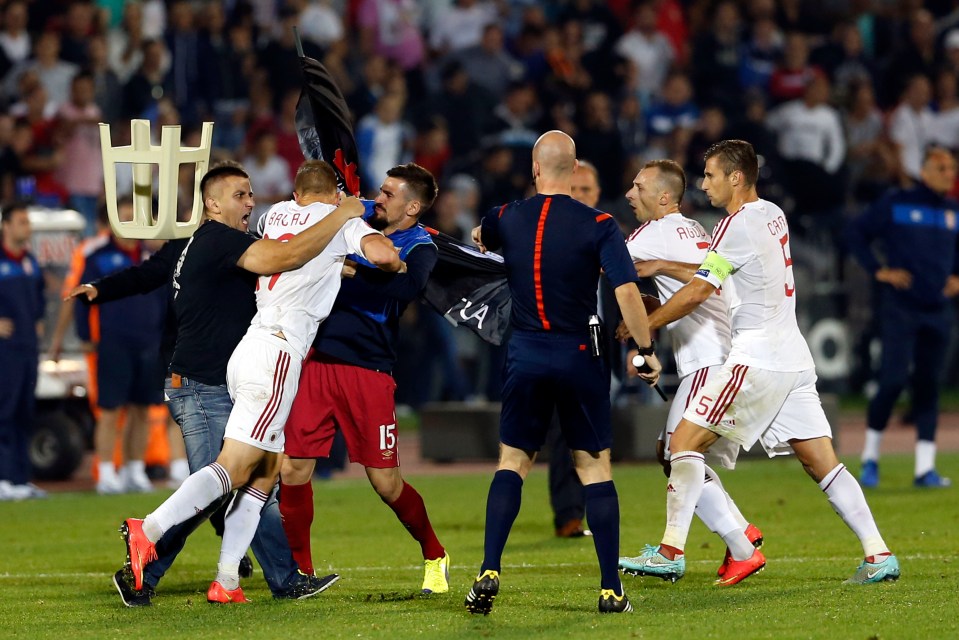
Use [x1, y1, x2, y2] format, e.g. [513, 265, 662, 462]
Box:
[379, 423, 397, 450]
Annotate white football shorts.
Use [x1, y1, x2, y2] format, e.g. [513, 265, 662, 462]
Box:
[662, 365, 741, 469]
[681, 364, 832, 458]
[225, 329, 302, 453]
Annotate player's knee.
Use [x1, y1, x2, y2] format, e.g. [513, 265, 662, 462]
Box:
[281, 459, 314, 485]
[370, 470, 403, 502]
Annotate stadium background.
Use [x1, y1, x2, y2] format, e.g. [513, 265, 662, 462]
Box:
[4, 0, 959, 471]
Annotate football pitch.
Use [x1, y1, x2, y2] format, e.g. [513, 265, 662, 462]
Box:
[2, 452, 956, 640]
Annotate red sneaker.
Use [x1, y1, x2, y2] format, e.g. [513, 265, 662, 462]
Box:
[717, 523, 763, 578]
[715, 549, 765, 586]
[120, 518, 157, 591]
[207, 581, 250, 604]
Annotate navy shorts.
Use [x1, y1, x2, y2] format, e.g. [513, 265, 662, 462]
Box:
[96, 340, 164, 409]
[499, 330, 612, 452]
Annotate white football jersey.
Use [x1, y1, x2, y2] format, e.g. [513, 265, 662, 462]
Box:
[694, 199, 815, 372]
[626, 213, 731, 377]
[251, 199, 381, 358]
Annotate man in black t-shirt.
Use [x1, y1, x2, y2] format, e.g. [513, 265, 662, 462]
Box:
[68, 163, 364, 605]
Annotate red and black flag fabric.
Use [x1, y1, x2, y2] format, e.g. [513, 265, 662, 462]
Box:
[295, 54, 511, 344]
[421, 226, 511, 345]
[295, 55, 361, 195]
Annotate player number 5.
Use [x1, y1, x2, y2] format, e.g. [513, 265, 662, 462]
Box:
[379, 423, 397, 450]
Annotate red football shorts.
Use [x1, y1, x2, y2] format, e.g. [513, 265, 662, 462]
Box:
[284, 352, 401, 468]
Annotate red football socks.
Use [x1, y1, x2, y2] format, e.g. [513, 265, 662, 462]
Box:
[279, 481, 315, 575]
[388, 482, 445, 560]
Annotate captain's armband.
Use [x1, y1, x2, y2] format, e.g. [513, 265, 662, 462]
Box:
[696, 251, 733, 284]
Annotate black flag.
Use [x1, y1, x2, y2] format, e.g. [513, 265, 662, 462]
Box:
[295, 55, 360, 195]
[294, 54, 511, 343]
[421, 227, 511, 345]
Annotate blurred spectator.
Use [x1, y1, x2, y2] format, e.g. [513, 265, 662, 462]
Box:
[577, 91, 625, 197]
[767, 73, 846, 221]
[141, 0, 167, 40]
[879, 9, 940, 108]
[768, 32, 820, 105]
[476, 144, 525, 213]
[775, 0, 827, 35]
[430, 60, 496, 163]
[18, 84, 68, 206]
[646, 73, 699, 155]
[0, 1, 31, 71]
[422, 188, 471, 241]
[259, 7, 323, 107]
[243, 129, 292, 214]
[690, 0, 742, 114]
[348, 54, 390, 123]
[357, 92, 413, 193]
[686, 106, 728, 179]
[453, 23, 523, 98]
[615, 1, 675, 104]
[412, 116, 451, 179]
[542, 24, 591, 100]
[739, 17, 783, 93]
[122, 39, 168, 121]
[930, 69, 959, 152]
[60, 0, 96, 67]
[199, 6, 254, 153]
[487, 81, 541, 148]
[814, 21, 875, 105]
[292, 0, 345, 50]
[0, 120, 33, 202]
[7, 31, 79, 109]
[430, 0, 497, 56]
[164, 0, 201, 125]
[87, 35, 122, 124]
[942, 29, 959, 77]
[560, 0, 623, 58]
[357, 0, 426, 74]
[55, 72, 104, 235]
[107, 2, 152, 84]
[655, 0, 689, 65]
[843, 82, 897, 202]
[888, 74, 935, 183]
[617, 93, 647, 169]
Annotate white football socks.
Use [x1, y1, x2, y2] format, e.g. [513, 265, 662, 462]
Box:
[819, 463, 889, 558]
[216, 486, 269, 590]
[861, 429, 883, 463]
[662, 451, 706, 551]
[915, 440, 936, 477]
[696, 466, 754, 561]
[143, 462, 232, 542]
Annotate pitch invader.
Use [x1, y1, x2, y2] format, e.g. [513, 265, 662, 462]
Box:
[626, 141, 899, 585]
[616, 159, 763, 586]
[120, 160, 406, 603]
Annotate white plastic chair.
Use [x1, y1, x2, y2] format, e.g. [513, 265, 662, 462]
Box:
[99, 119, 213, 239]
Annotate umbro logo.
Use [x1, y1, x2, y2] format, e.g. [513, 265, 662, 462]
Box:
[666, 483, 676, 493]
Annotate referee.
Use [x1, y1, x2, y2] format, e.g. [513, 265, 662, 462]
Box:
[464, 131, 662, 615]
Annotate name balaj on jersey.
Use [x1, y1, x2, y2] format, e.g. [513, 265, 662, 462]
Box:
[253, 200, 381, 359]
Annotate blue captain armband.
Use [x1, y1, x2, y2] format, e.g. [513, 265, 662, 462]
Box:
[696, 251, 733, 284]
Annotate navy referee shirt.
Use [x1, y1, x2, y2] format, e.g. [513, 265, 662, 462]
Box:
[480, 193, 637, 333]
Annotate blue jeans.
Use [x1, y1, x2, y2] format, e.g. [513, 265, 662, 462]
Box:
[144, 376, 300, 595]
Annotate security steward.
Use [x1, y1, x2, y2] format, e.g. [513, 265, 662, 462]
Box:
[846, 146, 959, 488]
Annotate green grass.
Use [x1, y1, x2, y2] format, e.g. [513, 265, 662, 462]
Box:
[2, 453, 958, 639]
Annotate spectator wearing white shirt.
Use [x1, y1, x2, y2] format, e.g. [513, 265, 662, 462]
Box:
[929, 69, 959, 152]
[243, 130, 293, 216]
[0, 1, 31, 67]
[887, 74, 935, 184]
[766, 73, 846, 223]
[615, 1, 675, 104]
[293, 0, 345, 49]
[430, 0, 497, 55]
[357, 93, 413, 194]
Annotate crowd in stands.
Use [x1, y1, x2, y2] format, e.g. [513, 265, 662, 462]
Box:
[5, 0, 959, 404]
